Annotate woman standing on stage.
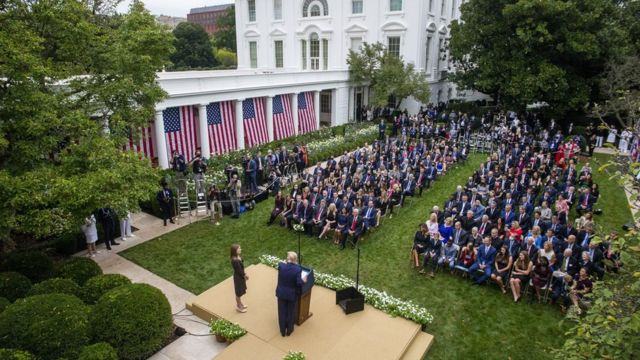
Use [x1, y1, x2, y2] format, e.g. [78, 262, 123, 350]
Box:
[231, 244, 248, 313]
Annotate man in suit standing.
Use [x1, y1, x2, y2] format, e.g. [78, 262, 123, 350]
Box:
[97, 206, 119, 250]
[470, 237, 496, 285]
[156, 183, 175, 227]
[276, 252, 308, 337]
[245, 154, 258, 193]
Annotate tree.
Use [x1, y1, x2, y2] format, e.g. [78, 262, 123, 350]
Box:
[170, 22, 217, 69]
[214, 47, 237, 68]
[554, 56, 640, 359]
[449, 0, 628, 113]
[347, 42, 431, 109]
[212, 6, 236, 52]
[0, 0, 173, 249]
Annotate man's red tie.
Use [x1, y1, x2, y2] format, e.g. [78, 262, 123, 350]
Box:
[351, 219, 357, 231]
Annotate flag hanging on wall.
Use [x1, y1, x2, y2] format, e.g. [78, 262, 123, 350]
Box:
[273, 94, 294, 140]
[297, 92, 317, 135]
[122, 125, 155, 159]
[163, 106, 199, 162]
[242, 98, 268, 148]
[207, 101, 237, 155]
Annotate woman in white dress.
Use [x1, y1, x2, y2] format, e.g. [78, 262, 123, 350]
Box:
[425, 213, 439, 237]
[619, 129, 631, 153]
[81, 215, 99, 257]
[606, 126, 617, 144]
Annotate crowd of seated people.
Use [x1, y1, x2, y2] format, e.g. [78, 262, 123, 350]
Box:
[411, 112, 620, 313]
[266, 111, 470, 249]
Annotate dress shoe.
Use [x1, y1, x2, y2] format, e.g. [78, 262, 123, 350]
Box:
[112, 242, 120, 246]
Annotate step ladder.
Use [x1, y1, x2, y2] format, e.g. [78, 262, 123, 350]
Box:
[176, 179, 192, 223]
[194, 178, 208, 216]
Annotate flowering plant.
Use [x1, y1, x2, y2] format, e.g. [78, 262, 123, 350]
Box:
[283, 351, 306, 360]
[258, 255, 434, 326]
[209, 319, 247, 341]
[292, 224, 305, 232]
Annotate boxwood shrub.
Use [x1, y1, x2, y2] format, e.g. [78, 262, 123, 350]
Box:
[78, 342, 118, 360]
[0, 272, 32, 302]
[90, 284, 172, 360]
[0, 294, 90, 360]
[56, 257, 102, 285]
[0, 349, 37, 360]
[82, 274, 131, 304]
[2, 251, 53, 283]
[27, 277, 81, 298]
[0, 297, 9, 312]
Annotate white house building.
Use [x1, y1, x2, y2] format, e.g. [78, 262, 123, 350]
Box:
[151, 0, 481, 168]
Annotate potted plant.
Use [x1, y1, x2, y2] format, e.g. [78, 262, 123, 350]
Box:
[209, 319, 229, 343]
[283, 351, 306, 360]
[223, 321, 247, 344]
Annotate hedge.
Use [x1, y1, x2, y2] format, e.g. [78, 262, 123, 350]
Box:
[0, 349, 37, 360]
[90, 284, 173, 360]
[0, 272, 32, 302]
[2, 251, 53, 283]
[56, 257, 103, 286]
[0, 297, 9, 313]
[82, 274, 132, 304]
[27, 277, 81, 298]
[0, 294, 90, 360]
[78, 343, 118, 360]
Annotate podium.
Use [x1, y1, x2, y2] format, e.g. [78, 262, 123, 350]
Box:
[296, 266, 314, 325]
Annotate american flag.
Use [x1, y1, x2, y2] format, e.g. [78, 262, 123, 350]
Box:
[122, 125, 155, 158]
[273, 94, 294, 140]
[163, 106, 199, 162]
[242, 98, 268, 148]
[298, 92, 317, 134]
[207, 101, 237, 155]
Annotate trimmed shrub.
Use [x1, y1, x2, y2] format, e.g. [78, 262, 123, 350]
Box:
[0, 272, 32, 302]
[90, 284, 172, 360]
[56, 257, 102, 285]
[0, 294, 90, 360]
[55, 231, 83, 256]
[27, 277, 81, 297]
[0, 349, 37, 360]
[78, 343, 118, 360]
[2, 251, 53, 283]
[0, 297, 9, 312]
[82, 274, 131, 304]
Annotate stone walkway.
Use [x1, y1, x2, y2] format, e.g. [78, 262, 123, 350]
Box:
[76, 212, 226, 360]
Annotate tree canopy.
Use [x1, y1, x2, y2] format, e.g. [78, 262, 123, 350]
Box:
[170, 21, 217, 70]
[0, 0, 174, 248]
[347, 42, 431, 109]
[449, 0, 629, 113]
[212, 6, 236, 52]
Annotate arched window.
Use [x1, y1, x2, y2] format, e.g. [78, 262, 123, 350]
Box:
[302, 0, 329, 17]
[310, 4, 321, 16]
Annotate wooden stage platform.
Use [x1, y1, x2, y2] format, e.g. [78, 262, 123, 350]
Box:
[186, 264, 434, 360]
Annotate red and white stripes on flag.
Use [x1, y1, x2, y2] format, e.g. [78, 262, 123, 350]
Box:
[273, 94, 294, 140]
[297, 92, 317, 135]
[122, 125, 155, 158]
[163, 106, 199, 162]
[242, 98, 269, 148]
[207, 101, 237, 155]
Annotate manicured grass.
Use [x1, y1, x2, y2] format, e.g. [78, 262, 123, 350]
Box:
[121, 152, 630, 360]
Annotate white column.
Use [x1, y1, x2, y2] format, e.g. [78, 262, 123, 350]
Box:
[291, 93, 299, 135]
[197, 104, 210, 159]
[348, 87, 355, 122]
[235, 99, 245, 150]
[266, 96, 274, 142]
[314, 90, 321, 129]
[154, 109, 169, 169]
[332, 87, 349, 126]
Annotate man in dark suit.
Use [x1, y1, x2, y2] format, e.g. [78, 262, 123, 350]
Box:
[501, 204, 516, 227]
[576, 188, 595, 215]
[461, 210, 478, 232]
[341, 208, 364, 249]
[516, 206, 531, 233]
[577, 226, 594, 250]
[524, 236, 539, 263]
[586, 241, 605, 279]
[452, 221, 468, 247]
[244, 154, 258, 193]
[297, 200, 313, 235]
[276, 252, 308, 337]
[97, 206, 119, 250]
[311, 200, 327, 235]
[362, 201, 378, 230]
[470, 237, 497, 285]
[503, 235, 521, 259]
[549, 215, 566, 239]
[156, 183, 174, 227]
[485, 201, 500, 222]
[477, 215, 492, 237]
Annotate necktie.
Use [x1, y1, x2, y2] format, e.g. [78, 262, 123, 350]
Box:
[480, 223, 485, 234]
[562, 259, 568, 272]
[582, 234, 589, 247]
[351, 219, 357, 231]
[316, 208, 322, 221]
[366, 208, 372, 218]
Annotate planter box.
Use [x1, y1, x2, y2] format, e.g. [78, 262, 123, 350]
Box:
[336, 286, 364, 315]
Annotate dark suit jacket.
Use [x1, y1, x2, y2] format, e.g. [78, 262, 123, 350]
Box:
[476, 245, 497, 266]
[461, 217, 477, 232]
[525, 244, 539, 263]
[344, 215, 364, 236]
[577, 231, 594, 249]
[517, 213, 531, 232]
[452, 228, 468, 246]
[485, 207, 500, 221]
[556, 255, 579, 277]
[276, 262, 304, 301]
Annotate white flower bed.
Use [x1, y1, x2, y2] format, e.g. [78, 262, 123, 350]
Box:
[259, 254, 433, 326]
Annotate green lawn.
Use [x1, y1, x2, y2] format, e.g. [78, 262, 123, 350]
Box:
[121, 152, 631, 360]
